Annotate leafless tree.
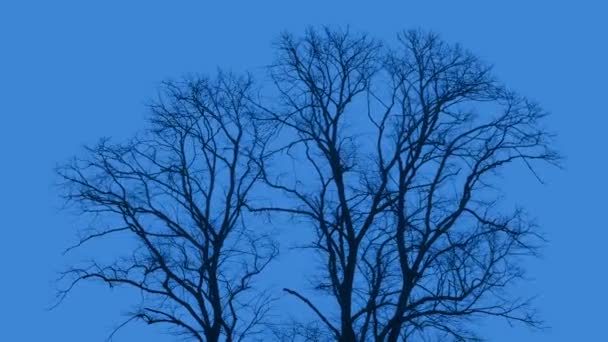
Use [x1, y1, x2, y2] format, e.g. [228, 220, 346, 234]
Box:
[255, 28, 559, 341]
[56, 27, 559, 342]
[57, 72, 277, 342]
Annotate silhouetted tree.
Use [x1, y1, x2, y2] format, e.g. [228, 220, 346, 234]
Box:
[56, 27, 559, 342]
[255, 28, 558, 341]
[57, 72, 277, 342]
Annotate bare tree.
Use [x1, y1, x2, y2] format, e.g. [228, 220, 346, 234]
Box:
[55, 27, 559, 342]
[256, 28, 558, 341]
[57, 72, 277, 342]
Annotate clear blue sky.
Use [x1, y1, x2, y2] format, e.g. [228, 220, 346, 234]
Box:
[1, 1, 606, 341]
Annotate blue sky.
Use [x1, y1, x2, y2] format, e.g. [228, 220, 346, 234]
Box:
[0, 1, 606, 341]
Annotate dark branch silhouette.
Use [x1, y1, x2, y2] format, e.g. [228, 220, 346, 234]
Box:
[255, 27, 559, 341]
[56, 27, 559, 342]
[57, 72, 277, 342]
